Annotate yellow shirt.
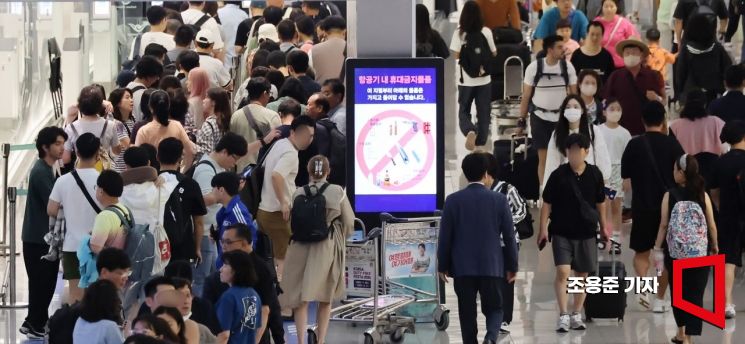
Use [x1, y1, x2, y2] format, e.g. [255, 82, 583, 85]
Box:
[646, 43, 677, 81]
[91, 204, 128, 250]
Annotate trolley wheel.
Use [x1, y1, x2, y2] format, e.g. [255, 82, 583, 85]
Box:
[364, 333, 375, 344]
[307, 330, 318, 344]
[435, 310, 450, 331]
[390, 328, 405, 343]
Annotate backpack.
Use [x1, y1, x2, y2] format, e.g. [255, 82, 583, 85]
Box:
[69, 120, 113, 172]
[160, 172, 198, 260]
[290, 183, 336, 242]
[458, 30, 492, 82]
[317, 119, 347, 186]
[107, 205, 156, 283]
[185, 159, 216, 179]
[528, 58, 570, 110]
[122, 33, 144, 71]
[240, 141, 276, 217]
[416, 42, 435, 57]
[496, 182, 534, 239]
[187, 14, 212, 37]
[666, 189, 709, 259]
[47, 303, 81, 344]
[687, 0, 718, 31]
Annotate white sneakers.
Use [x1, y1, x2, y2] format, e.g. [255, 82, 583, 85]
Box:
[652, 298, 667, 313]
[556, 313, 570, 333]
[570, 312, 586, 330]
[465, 131, 477, 151]
[726, 304, 737, 319]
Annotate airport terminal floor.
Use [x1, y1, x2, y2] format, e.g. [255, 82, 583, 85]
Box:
[2, 1, 745, 344]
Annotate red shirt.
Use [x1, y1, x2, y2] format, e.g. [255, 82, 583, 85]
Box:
[604, 67, 664, 135]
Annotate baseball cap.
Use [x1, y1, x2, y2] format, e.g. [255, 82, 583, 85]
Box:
[258, 23, 280, 43]
[195, 28, 215, 45]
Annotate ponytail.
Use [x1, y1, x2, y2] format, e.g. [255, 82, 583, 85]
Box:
[307, 155, 330, 181]
[149, 90, 171, 127]
[677, 154, 706, 204]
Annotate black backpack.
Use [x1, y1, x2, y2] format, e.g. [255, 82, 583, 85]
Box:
[47, 303, 81, 344]
[528, 57, 570, 109]
[317, 119, 347, 187]
[161, 172, 197, 260]
[185, 159, 216, 179]
[459, 30, 492, 82]
[240, 141, 276, 217]
[122, 33, 144, 71]
[687, 0, 718, 31]
[291, 183, 337, 242]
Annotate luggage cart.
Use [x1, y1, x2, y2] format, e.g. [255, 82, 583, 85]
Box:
[494, 56, 525, 136]
[307, 220, 416, 344]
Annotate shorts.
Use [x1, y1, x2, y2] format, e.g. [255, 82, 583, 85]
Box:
[630, 209, 661, 252]
[257, 209, 291, 259]
[608, 164, 624, 199]
[530, 113, 557, 149]
[62, 251, 81, 280]
[551, 235, 598, 273]
[717, 216, 744, 266]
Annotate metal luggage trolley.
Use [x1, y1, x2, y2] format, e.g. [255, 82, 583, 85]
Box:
[495, 56, 525, 136]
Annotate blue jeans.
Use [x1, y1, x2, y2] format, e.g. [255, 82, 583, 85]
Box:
[192, 236, 217, 298]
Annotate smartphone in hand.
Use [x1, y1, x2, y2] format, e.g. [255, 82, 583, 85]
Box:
[538, 238, 547, 251]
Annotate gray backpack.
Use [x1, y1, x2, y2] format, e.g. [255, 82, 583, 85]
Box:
[107, 205, 155, 283]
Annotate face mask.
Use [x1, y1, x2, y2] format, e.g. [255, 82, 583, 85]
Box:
[624, 55, 641, 67]
[564, 108, 583, 123]
[580, 84, 597, 97]
[606, 110, 622, 122]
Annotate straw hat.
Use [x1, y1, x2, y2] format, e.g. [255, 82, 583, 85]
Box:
[615, 38, 649, 56]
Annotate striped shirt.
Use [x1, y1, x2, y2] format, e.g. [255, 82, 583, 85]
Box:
[492, 181, 527, 245]
[110, 116, 135, 173]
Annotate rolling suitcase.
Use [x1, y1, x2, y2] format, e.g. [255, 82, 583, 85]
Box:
[584, 239, 627, 322]
[493, 134, 540, 200]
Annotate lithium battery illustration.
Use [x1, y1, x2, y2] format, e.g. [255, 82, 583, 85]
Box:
[411, 150, 421, 163]
[397, 144, 409, 164]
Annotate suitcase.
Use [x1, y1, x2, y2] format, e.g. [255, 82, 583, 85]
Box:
[584, 240, 627, 322]
[493, 135, 540, 200]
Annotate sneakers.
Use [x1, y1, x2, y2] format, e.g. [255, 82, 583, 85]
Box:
[499, 321, 510, 334]
[570, 312, 586, 330]
[726, 304, 736, 319]
[19, 321, 45, 339]
[556, 313, 570, 333]
[465, 131, 477, 151]
[652, 298, 667, 313]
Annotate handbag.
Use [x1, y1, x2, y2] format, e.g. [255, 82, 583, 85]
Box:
[566, 167, 600, 230]
[150, 186, 171, 275]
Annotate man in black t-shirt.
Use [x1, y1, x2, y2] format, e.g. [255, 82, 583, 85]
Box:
[621, 101, 684, 313]
[203, 223, 285, 344]
[538, 133, 608, 333]
[157, 138, 208, 263]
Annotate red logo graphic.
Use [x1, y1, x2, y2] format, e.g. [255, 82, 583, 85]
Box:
[671, 254, 725, 329]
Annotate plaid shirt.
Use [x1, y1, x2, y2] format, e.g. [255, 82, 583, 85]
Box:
[196, 115, 223, 155]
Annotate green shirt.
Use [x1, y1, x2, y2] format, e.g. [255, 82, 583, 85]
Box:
[22, 159, 56, 244]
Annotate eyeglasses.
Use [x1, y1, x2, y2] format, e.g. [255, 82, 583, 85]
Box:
[220, 238, 245, 246]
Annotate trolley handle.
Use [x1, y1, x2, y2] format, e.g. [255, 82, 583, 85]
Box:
[380, 211, 442, 223]
[351, 227, 381, 245]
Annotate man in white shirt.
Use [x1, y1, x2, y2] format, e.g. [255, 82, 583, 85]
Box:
[256, 116, 315, 279]
[195, 29, 233, 90]
[519, 35, 578, 186]
[230, 77, 282, 170]
[126, 56, 164, 122]
[181, 1, 225, 61]
[217, 1, 249, 69]
[47, 133, 102, 304]
[129, 5, 175, 60]
[192, 133, 248, 296]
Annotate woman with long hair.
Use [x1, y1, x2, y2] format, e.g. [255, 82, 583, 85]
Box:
[187, 67, 211, 128]
[653, 155, 718, 344]
[577, 69, 604, 124]
[131, 314, 180, 343]
[415, 4, 450, 58]
[72, 279, 124, 343]
[216, 250, 262, 344]
[281, 155, 354, 344]
[153, 306, 198, 344]
[542, 95, 612, 192]
[134, 90, 195, 168]
[708, 121, 745, 320]
[109, 88, 136, 172]
[451, 0, 497, 151]
[594, 0, 638, 68]
[196, 87, 232, 156]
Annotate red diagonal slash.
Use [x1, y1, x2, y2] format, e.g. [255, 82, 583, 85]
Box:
[369, 129, 418, 177]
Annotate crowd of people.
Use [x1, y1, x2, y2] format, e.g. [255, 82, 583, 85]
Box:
[20, 2, 350, 344]
[437, 0, 745, 344]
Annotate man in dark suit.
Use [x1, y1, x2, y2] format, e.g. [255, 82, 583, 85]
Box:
[438, 153, 518, 344]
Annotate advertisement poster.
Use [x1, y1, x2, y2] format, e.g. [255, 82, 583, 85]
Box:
[385, 242, 436, 278]
[345, 242, 376, 298]
[353, 67, 438, 213]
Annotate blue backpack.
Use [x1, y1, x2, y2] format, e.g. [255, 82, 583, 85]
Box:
[107, 205, 155, 283]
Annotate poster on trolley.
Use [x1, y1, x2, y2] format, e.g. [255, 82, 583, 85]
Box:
[346, 58, 445, 217]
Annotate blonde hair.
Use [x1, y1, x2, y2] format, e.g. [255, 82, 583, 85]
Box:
[307, 155, 330, 180]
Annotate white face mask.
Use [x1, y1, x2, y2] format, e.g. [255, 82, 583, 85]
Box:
[580, 84, 597, 97]
[564, 108, 583, 123]
[606, 110, 622, 123]
[624, 55, 641, 68]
